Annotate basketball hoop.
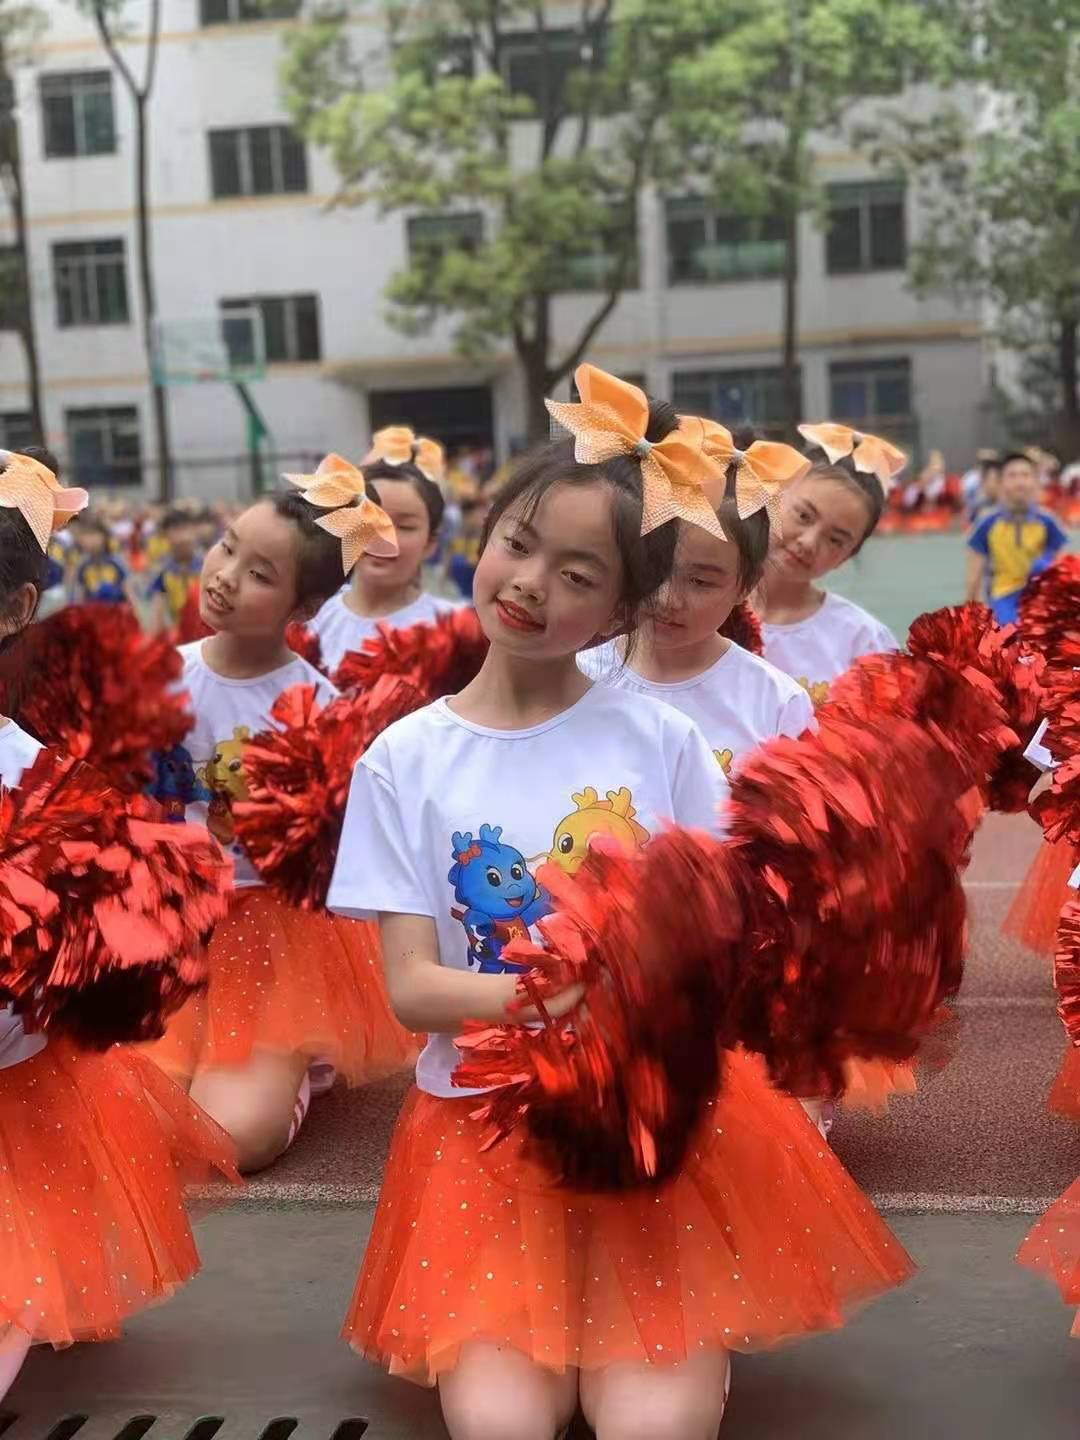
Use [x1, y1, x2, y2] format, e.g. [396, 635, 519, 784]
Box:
[151, 309, 266, 388]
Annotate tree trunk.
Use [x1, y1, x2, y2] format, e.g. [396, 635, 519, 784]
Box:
[1055, 313, 1080, 458]
[520, 293, 554, 445]
[134, 91, 172, 501]
[2, 67, 44, 442]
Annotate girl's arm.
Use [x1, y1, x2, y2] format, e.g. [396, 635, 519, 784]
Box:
[379, 913, 582, 1033]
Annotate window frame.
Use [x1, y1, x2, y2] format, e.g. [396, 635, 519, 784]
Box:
[825, 180, 906, 275]
[0, 412, 35, 452]
[666, 198, 787, 286]
[208, 124, 309, 200]
[40, 69, 116, 160]
[828, 357, 913, 422]
[219, 293, 322, 364]
[671, 366, 801, 436]
[199, 0, 300, 23]
[406, 211, 485, 265]
[65, 405, 142, 489]
[500, 24, 608, 113]
[52, 237, 130, 328]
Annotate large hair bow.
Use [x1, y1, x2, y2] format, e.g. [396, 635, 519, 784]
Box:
[699, 422, 810, 532]
[0, 450, 89, 553]
[283, 453, 398, 575]
[364, 426, 446, 489]
[546, 365, 729, 540]
[798, 422, 907, 492]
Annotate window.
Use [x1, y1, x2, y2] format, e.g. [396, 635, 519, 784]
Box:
[672, 367, 799, 435]
[559, 205, 638, 291]
[667, 200, 786, 285]
[502, 26, 606, 111]
[0, 413, 34, 452]
[0, 246, 25, 329]
[826, 181, 906, 274]
[66, 406, 142, 488]
[53, 239, 129, 327]
[406, 212, 484, 264]
[200, 0, 299, 22]
[829, 358, 912, 421]
[395, 35, 474, 82]
[208, 126, 308, 199]
[40, 71, 115, 159]
[220, 294, 321, 364]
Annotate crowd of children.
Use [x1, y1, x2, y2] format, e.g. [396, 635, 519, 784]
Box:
[0, 377, 1075, 1436]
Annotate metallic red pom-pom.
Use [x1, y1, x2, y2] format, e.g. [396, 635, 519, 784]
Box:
[718, 601, 763, 655]
[285, 620, 326, 675]
[1021, 555, 1080, 681]
[0, 603, 191, 793]
[0, 749, 230, 1047]
[1055, 896, 1080, 1047]
[334, 606, 488, 695]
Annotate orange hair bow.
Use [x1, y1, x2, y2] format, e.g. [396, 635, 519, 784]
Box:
[798, 422, 907, 491]
[283, 452, 398, 575]
[699, 422, 810, 532]
[0, 449, 88, 552]
[364, 426, 446, 488]
[546, 365, 728, 540]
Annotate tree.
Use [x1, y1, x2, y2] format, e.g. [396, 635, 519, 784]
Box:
[88, 0, 173, 498]
[868, 0, 1080, 455]
[671, 0, 961, 434]
[281, 0, 736, 441]
[0, 1, 47, 444]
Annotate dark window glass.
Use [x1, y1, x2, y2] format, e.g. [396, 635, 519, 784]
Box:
[667, 199, 785, 284]
[869, 197, 905, 269]
[201, 0, 299, 22]
[502, 27, 605, 111]
[830, 358, 912, 421]
[53, 238, 128, 327]
[827, 182, 906, 274]
[672, 367, 799, 434]
[66, 406, 142, 487]
[41, 71, 115, 158]
[0, 413, 34, 451]
[826, 203, 863, 273]
[220, 294, 321, 364]
[209, 130, 242, 198]
[407, 212, 484, 263]
[249, 126, 276, 195]
[293, 294, 321, 361]
[279, 127, 308, 192]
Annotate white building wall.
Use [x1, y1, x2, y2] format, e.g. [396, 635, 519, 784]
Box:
[0, 0, 991, 497]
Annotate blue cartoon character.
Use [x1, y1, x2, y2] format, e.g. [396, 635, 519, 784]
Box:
[146, 743, 210, 821]
[448, 824, 550, 973]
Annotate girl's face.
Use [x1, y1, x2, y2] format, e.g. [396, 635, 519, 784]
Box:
[474, 480, 625, 661]
[645, 523, 743, 655]
[200, 501, 304, 636]
[771, 474, 872, 582]
[355, 478, 435, 594]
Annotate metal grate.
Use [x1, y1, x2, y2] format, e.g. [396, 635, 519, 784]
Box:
[0, 1421, 370, 1440]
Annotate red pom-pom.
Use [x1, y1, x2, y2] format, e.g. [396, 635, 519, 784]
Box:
[233, 675, 424, 908]
[1054, 895, 1080, 1047]
[285, 620, 327, 675]
[334, 606, 488, 696]
[0, 749, 230, 1047]
[0, 604, 191, 793]
[718, 601, 763, 655]
[1021, 555, 1080, 680]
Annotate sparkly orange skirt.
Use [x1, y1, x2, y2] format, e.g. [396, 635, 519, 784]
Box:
[146, 888, 416, 1084]
[0, 1039, 239, 1348]
[343, 1049, 913, 1384]
[1017, 1175, 1080, 1336]
[842, 1057, 918, 1111]
[1004, 837, 1074, 957]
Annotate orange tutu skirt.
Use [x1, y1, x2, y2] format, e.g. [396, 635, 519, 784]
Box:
[344, 1049, 913, 1383]
[842, 1056, 918, 1111]
[0, 1039, 239, 1348]
[1018, 1175, 1080, 1336]
[147, 888, 416, 1084]
[1004, 838, 1074, 956]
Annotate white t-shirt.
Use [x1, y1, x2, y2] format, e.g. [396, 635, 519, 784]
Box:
[309, 590, 461, 675]
[328, 685, 726, 1097]
[167, 640, 337, 887]
[579, 640, 815, 779]
[760, 591, 898, 706]
[0, 721, 49, 1069]
[1025, 718, 1055, 773]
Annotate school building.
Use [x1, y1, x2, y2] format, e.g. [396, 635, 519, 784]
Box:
[0, 0, 998, 497]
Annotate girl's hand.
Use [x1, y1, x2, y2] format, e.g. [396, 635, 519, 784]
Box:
[515, 980, 586, 1024]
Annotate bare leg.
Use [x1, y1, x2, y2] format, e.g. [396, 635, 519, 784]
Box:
[0, 1327, 31, 1405]
[189, 1048, 311, 1173]
[439, 1340, 579, 1440]
[580, 1350, 731, 1440]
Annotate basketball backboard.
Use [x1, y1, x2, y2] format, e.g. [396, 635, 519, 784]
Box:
[151, 308, 266, 387]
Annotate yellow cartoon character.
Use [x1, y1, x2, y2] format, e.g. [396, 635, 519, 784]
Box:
[798, 677, 831, 709]
[548, 786, 650, 874]
[713, 748, 734, 777]
[198, 725, 251, 846]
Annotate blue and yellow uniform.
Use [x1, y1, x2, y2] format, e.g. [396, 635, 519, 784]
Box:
[149, 558, 203, 626]
[75, 554, 128, 604]
[968, 505, 1068, 625]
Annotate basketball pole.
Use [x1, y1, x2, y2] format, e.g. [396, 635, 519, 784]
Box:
[234, 381, 271, 496]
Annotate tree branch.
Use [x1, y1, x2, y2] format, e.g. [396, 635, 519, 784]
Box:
[92, 2, 141, 99]
[575, 0, 613, 157]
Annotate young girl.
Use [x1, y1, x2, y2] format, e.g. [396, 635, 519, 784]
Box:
[0, 450, 238, 1400]
[309, 427, 459, 675]
[754, 423, 904, 707]
[579, 426, 814, 777]
[327, 367, 912, 1439]
[146, 458, 414, 1172]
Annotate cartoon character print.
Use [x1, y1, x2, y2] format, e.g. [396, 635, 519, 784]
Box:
[797, 676, 831, 709]
[448, 824, 550, 973]
[547, 786, 650, 874]
[713, 748, 734, 777]
[197, 725, 251, 846]
[146, 743, 210, 821]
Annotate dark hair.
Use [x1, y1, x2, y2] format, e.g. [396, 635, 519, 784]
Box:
[0, 461, 48, 649]
[711, 426, 772, 593]
[481, 396, 680, 630]
[265, 491, 351, 612]
[19, 445, 60, 479]
[1000, 451, 1036, 471]
[362, 458, 446, 539]
[161, 507, 197, 532]
[799, 451, 886, 547]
